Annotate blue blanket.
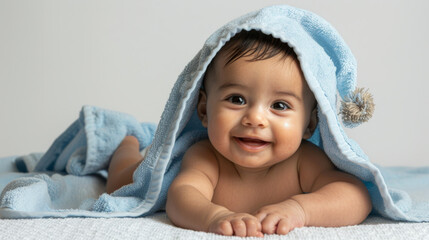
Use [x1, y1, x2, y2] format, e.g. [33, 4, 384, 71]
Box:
[1, 5, 428, 221]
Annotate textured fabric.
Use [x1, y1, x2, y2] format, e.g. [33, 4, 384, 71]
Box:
[0, 213, 428, 240]
[0, 5, 428, 222]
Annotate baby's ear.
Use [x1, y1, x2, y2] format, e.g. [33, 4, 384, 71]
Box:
[303, 108, 318, 139]
[197, 90, 208, 127]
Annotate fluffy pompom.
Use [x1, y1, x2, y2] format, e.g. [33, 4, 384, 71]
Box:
[340, 87, 375, 128]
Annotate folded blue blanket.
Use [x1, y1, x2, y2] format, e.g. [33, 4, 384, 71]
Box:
[1, 5, 428, 221]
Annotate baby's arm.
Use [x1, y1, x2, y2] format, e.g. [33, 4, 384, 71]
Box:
[255, 142, 372, 234]
[166, 141, 263, 237]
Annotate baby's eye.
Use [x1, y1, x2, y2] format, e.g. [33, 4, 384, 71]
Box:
[271, 101, 289, 111]
[227, 95, 246, 105]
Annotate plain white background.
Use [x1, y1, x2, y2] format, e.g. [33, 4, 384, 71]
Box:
[0, 0, 428, 166]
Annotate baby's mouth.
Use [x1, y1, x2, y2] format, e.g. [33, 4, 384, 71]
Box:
[234, 137, 270, 151]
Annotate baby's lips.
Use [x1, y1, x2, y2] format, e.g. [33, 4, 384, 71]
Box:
[239, 137, 268, 146]
[234, 137, 270, 152]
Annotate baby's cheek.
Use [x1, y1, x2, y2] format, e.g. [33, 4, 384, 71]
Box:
[207, 112, 232, 143]
[281, 121, 291, 130]
[275, 121, 303, 147]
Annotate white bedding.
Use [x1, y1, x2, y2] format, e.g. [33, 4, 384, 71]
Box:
[1, 212, 428, 240]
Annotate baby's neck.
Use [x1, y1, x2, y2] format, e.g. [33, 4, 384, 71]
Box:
[232, 164, 274, 181]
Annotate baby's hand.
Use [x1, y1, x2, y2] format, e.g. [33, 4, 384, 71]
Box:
[208, 211, 264, 237]
[254, 199, 306, 235]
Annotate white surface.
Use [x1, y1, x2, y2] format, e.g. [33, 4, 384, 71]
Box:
[0, 213, 428, 240]
[1, 0, 429, 166]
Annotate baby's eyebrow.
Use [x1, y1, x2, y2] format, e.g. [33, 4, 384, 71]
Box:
[218, 82, 246, 91]
[274, 90, 302, 101]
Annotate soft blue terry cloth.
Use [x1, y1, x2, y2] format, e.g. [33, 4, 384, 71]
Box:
[33, 106, 156, 176]
[0, 5, 428, 221]
[0, 106, 161, 217]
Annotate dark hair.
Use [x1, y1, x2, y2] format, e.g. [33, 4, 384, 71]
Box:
[221, 30, 298, 66]
[202, 30, 300, 90]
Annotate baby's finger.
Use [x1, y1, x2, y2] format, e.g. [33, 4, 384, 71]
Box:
[243, 217, 263, 237]
[276, 218, 293, 235]
[261, 214, 281, 234]
[230, 218, 246, 237]
[254, 211, 267, 222]
[213, 220, 233, 236]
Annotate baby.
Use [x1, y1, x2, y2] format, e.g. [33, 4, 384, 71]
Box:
[106, 30, 372, 237]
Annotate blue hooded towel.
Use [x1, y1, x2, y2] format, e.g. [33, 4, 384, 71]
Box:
[0, 5, 428, 221]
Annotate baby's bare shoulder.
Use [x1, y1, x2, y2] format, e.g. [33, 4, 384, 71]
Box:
[299, 141, 334, 168]
[298, 141, 337, 191]
[183, 139, 217, 165]
[180, 139, 220, 182]
[183, 139, 215, 162]
[169, 140, 220, 201]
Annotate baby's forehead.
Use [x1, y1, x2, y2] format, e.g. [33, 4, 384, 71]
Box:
[208, 49, 301, 80]
[203, 50, 315, 103]
[207, 53, 304, 87]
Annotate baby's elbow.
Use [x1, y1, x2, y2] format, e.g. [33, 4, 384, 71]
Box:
[166, 184, 178, 217]
[165, 180, 186, 222]
[361, 187, 373, 220]
[352, 182, 372, 224]
[341, 175, 373, 224]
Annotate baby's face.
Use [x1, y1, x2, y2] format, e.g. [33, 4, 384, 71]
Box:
[199, 52, 316, 169]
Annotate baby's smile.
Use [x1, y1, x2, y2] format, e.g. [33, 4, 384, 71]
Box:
[233, 136, 270, 152]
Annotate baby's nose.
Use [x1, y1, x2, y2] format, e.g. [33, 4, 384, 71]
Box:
[241, 107, 268, 128]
